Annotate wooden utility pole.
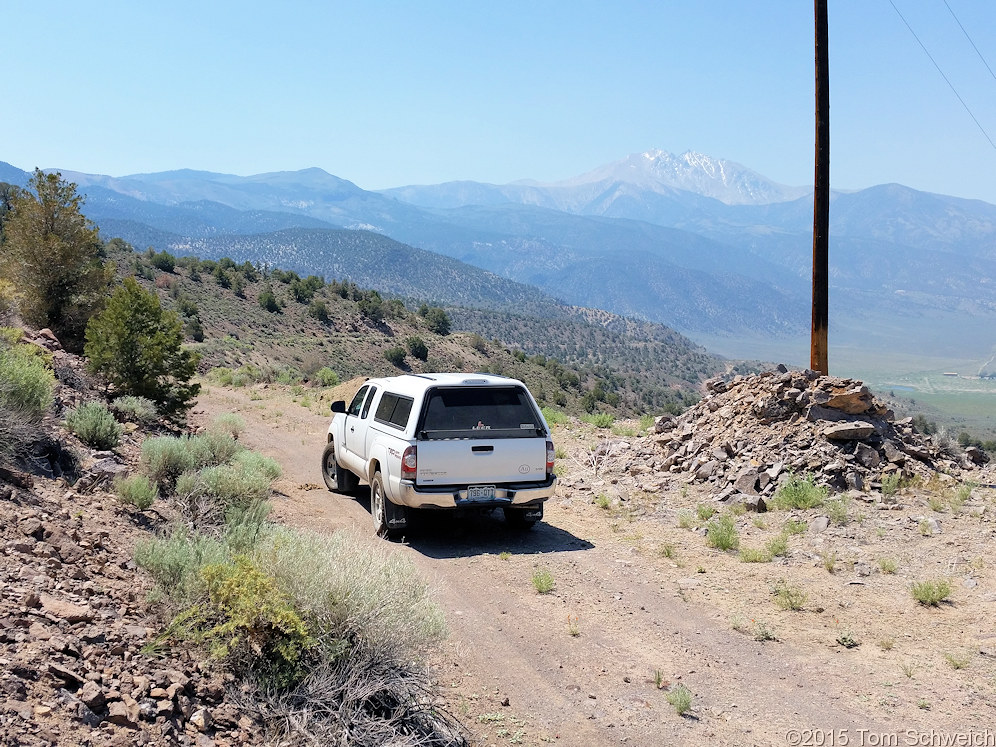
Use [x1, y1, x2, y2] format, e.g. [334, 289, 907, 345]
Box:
[811, 0, 830, 374]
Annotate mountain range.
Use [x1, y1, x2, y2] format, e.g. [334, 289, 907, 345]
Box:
[3, 150, 995, 361]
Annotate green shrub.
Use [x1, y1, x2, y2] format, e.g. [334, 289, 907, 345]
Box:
[911, 578, 951, 606]
[263, 528, 446, 661]
[772, 579, 807, 610]
[581, 412, 614, 429]
[115, 474, 158, 510]
[878, 557, 898, 574]
[208, 367, 234, 386]
[110, 395, 158, 424]
[231, 450, 281, 481]
[186, 430, 243, 468]
[141, 432, 242, 490]
[192, 554, 314, 688]
[783, 518, 808, 535]
[223, 501, 273, 554]
[137, 516, 451, 740]
[200, 462, 276, 507]
[135, 526, 230, 606]
[740, 547, 772, 563]
[541, 407, 567, 425]
[0, 336, 55, 462]
[306, 299, 329, 322]
[824, 495, 851, 525]
[314, 367, 339, 387]
[172, 447, 278, 525]
[232, 364, 263, 388]
[404, 336, 429, 361]
[532, 568, 555, 594]
[677, 509, 695, 529]
[0, 342, 54, 418]
[696, 503, 716, 521]
[772, 472, 827, 510]
[66, 402, 122, 450]
[275, 367, 302, 386]
[211, 412, 245, 439]
[705, 514, 739, 551]
[665, 683, 693, 715]
[766, 533, 790, 558]
[383, 346, 406, 367]
[881, 472, 901, 497]
[141, 435, 196, 489]
[259, 288, 280, 313]
[421, 306, 451, 335]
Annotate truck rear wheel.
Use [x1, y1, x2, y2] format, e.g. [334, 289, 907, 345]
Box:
[321, 441, 357, 494]
[371, 471, 408, 538]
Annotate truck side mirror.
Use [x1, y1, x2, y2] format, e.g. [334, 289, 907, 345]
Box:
[330, 400, 346, 414]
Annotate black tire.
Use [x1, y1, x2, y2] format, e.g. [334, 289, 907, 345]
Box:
[371, 471, 408, 538]
[503, 504, 542, 529]
[321, 441, 357, 494]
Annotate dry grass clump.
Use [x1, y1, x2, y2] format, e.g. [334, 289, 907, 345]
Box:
[0, 331, 55, 462]
[911, 578, 952, 606]
[772, 473, 827, 510]
[705, 514, 739, 551]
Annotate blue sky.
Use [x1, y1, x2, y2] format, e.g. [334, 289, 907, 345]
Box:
[5, 1, 996, 203]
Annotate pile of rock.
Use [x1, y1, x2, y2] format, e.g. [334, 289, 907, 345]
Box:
[647, 366, 985, 507]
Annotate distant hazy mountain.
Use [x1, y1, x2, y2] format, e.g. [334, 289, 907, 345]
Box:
[4, 152, 996, 358]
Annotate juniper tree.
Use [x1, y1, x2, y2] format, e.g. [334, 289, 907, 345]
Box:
[84, 277, 199, 418]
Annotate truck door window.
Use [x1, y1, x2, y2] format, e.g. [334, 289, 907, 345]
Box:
[360, 387, 378, 419]
[347, 386, 368, 417]
[375, 392, 415, 429]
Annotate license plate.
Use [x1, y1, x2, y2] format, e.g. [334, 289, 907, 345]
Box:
[467, 485, 496, 500]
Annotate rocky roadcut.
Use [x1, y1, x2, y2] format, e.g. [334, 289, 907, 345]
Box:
[2, 339, 995, 746]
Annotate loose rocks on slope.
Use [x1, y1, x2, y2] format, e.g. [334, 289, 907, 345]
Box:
[647, 367, 981, 503]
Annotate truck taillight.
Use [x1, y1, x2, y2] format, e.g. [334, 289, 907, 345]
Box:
[546, 440, 555, 476]
[402, 445, 417, 480]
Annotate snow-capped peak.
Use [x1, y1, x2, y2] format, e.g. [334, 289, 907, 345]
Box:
[558, 149, 808, 206]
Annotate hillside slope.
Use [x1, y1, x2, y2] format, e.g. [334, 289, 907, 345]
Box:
[106, 243, 721, 415]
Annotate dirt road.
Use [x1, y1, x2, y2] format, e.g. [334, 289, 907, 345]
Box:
[194, 383, 996, 747]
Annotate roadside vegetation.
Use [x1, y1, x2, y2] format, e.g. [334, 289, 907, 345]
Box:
[0, 326, 55, 462]
[134, 422, 458, 743]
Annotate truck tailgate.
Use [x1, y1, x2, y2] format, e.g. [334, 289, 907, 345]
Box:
[416, 439, 548, 485]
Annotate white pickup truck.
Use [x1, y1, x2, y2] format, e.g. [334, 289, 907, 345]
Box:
[321, 373, 557, 536]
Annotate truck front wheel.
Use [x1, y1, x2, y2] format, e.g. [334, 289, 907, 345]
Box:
[321, 441, 358, 494]
[371, 471, 408, 539]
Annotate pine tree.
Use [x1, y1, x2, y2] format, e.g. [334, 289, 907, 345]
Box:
[84, 277, 200, 417]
